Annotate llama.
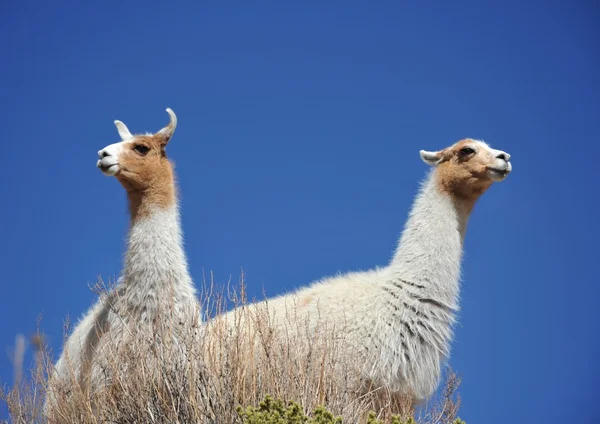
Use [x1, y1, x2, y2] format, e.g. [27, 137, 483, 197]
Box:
[46, 108, 200, 412]
[214, 139, 512, 402]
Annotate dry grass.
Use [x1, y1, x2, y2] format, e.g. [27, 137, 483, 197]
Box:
[1, 274, 463, 423]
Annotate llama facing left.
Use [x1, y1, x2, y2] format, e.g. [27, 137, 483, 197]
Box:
[45, 109, 200, 413]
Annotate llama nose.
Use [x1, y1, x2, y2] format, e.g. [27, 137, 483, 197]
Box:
[98, 149, 110, 159]
[496, 152, 511, 162]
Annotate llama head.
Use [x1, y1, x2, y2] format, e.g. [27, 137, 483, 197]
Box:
[419, 139, 512, 198]
[97, 108, 177, 191]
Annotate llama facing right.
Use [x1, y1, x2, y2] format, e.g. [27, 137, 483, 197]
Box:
[215, 139, 512, 403]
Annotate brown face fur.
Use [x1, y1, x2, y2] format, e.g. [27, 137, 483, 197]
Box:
[117, 135, 172, 190]
[98, 109, 179, 220]
[434, 139, 499, 202]
[116, 133, 176, 217]
[99, 109, 179, 221]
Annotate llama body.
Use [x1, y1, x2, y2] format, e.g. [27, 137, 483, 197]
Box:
[47, 109, 200, 410]
[217, 139, 511, 401]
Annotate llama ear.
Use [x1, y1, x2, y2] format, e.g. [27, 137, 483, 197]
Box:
[157, 108, 177, 146]
[114, 120, 133, 140]
[420, 150, 443, 166]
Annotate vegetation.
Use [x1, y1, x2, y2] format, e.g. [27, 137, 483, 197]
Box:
[1, 276, 464, 423]
[237, 396, 466, 424]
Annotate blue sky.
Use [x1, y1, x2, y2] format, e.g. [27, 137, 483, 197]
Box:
[1, 1, 598, 422]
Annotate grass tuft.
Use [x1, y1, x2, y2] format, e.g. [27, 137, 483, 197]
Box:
[1, 274, 464, 423]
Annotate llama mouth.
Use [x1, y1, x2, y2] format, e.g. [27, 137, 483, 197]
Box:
[97, 161, 120, 176]
[487, 166, 511, 181]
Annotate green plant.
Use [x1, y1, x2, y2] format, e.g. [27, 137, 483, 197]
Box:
[236, 396, 466, 424]
[237, 395, 343, 424]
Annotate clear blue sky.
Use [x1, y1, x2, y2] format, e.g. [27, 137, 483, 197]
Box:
[1, 1, 598, 422]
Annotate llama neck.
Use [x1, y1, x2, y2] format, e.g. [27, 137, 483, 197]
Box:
[121, 191, 196, 315]
[388, 171, 473, 308]
[126, 176, 176, 222]
[371, 171, 484, 398]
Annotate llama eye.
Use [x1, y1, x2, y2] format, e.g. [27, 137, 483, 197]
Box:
[134, 145, 150, 155]
[460, 147, 475, 156]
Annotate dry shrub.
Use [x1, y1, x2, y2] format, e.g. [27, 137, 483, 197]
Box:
[1, 274, 463, 423]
